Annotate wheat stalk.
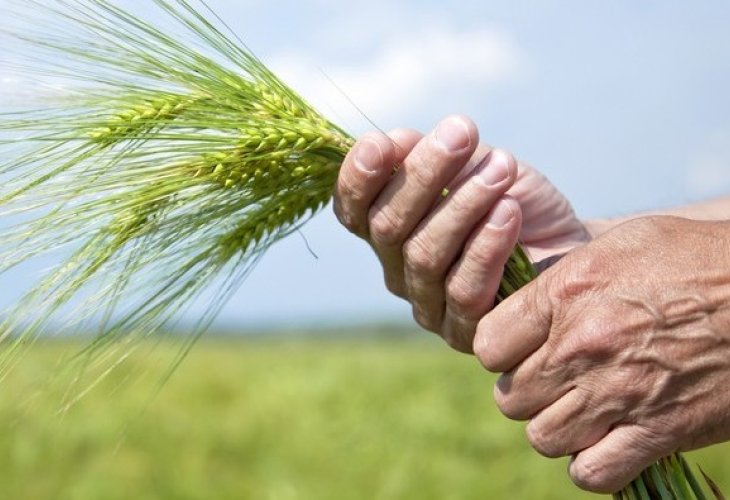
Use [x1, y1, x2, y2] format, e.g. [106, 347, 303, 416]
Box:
[0, 0, 720, 497]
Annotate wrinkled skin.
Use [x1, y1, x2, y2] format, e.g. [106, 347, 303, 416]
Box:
[475, 216, 730, 492]
[334, 116, 588, 353]
[335, 115, 730, 493]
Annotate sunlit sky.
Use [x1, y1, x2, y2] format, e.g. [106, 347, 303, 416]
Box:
[1, 0, 730, 328]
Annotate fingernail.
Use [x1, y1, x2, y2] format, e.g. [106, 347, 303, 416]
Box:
[487, 199, 515, 229]
[478, 152, 509, 186]
[355, 138, 383, 173]
[434, 116, 471, 152]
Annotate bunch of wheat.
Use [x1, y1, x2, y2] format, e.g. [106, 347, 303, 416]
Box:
[0, 1, 720, 497]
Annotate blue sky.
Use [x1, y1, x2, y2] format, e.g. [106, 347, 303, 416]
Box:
[1, 0, 729, 328]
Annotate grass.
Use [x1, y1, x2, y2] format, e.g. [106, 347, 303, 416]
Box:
[1, 334, 728, 500]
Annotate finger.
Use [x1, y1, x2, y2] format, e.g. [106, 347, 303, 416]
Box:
[438, 312, 479, 354]
[569, 425, 672, 494]
[334, 132, 395, 238]
[440, 195, 522, 352]
[367, 116, 479, 295]
[525, 388, 617, 458]
[443, 142, 493, 193]
[388, 128, 425, 164]
[334, 129, 422, 239]
[509, 162, 588, 257]
[369, 130, 422, 296]
[404, 150, 517, 333]
[473, 268, 553, 372]
[493, 347, 571, 421]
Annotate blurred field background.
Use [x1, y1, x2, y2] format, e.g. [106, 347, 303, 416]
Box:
[2, 333, 728, 500]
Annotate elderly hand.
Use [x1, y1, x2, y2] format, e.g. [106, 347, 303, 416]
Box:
[475, 216, 730, 493]
[334, 115, 588, 352]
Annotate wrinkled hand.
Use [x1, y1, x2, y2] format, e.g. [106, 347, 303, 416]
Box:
[334, 116, 587, 352]
[475, 216, 730, 493]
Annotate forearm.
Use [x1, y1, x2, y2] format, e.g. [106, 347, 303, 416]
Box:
[584, 195, 730, 238]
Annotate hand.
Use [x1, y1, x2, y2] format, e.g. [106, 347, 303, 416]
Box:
[334, 116, 588, 352]
[474, 216, 730, 492]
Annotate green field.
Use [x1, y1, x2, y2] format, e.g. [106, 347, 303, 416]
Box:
[1, 336, 727, 499]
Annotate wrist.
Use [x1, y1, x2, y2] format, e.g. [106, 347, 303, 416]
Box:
[583, 195, 730, 239]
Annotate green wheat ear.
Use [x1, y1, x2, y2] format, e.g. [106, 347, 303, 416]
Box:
[0, 0, 354, 370]
[0, 1, 720, 498]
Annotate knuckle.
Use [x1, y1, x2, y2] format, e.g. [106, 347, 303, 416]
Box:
[463, 240, 499, 270]
[403, 234, 440, 278]
[570, 459, 614, 494]
[334, 205, 366, 237]
[334, 179, 369, 236]
[475, 346, 498, 372]
[412, 304, 438, 333]
[446, 185, 482, 216]
[369, 205, 405, 247]
[384, 274, 406, 299]
[442, 316, 477, 354]
[526, 421, 563, 458]
[446, 274, 485, 319]
[443, 330, 472, 353]
[408, 161, 441, 190]
[473, 320, 499, 371]
[493, 384, 527, 421]
[336, 170, 370, 207]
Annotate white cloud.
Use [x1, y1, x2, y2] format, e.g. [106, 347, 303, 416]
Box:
[268, 25, 529, 131]
[0, 74, 34, 100]
[0, 72, 70, 101]
[686, 131, 730, 198]
[0, 48, 71, 101]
